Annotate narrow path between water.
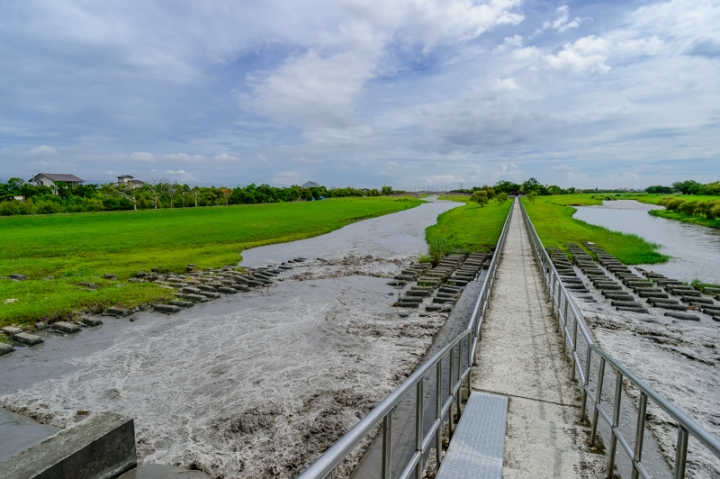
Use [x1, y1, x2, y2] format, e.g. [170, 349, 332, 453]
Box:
[471, 200, 606, 477]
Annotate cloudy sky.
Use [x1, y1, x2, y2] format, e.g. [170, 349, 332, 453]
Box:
[1, 0, 718, 189]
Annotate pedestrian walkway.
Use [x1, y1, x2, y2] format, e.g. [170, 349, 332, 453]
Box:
[470, 201, 606, 478]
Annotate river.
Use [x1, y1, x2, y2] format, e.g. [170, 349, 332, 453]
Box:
[0, 197, 462, 478]
[574, 200, 720, 285]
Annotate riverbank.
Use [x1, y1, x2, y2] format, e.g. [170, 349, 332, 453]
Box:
[0, 197, 421, 328]
[521, 196, 668, 264]
[426, 196, 512, 257]
[619, 194, 720, 229]
[1, 198, 467, 478]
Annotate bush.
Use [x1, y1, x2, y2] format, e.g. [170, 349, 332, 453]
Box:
[0, 201, 21, 216]
[35, 199, 65, 214]
[678, 201, 698, 215]
[665, 198, 685, 211]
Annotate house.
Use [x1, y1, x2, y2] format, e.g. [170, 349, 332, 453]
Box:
[117, 175, 146, 188]
[28, 173, 84, 188]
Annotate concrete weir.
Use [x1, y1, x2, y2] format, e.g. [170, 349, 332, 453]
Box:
[470, 201, 606, 477]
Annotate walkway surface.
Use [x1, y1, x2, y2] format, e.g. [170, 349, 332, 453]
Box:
[471, 201, 606, 478]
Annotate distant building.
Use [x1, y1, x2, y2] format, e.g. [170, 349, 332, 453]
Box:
[28, 173, 84, 188]
[117, 175, 146, 189]
[302, 181, 320, 188]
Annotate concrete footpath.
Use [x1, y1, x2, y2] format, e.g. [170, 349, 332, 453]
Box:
[471, 201, 606, 478]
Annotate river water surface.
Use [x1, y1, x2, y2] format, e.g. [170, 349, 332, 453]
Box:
[0, 197, 462, 478]
[574, 200, 720, 284]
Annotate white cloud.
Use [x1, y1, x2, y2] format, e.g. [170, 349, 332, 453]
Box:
[130, 151, 155, 162]
[544, 36, 611, 73]
[492, 77, 518, 92]
[538, 6, 589, 34]
[257, 154, 268, 164]
[26, 145, 58, 156]
[164, 153, 207, 164]
[290, 157, 324, 164]
[213, 153, 238, 163]
[164, 169, 196, 182]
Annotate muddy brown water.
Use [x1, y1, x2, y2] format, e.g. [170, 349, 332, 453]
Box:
[0, 197, 463, 478]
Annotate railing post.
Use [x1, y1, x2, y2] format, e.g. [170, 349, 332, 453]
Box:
[606, 371, 623, 478]
[382, 409, 393, 479]
[415, 380, 424, 479]
[590, 357, 606, 445]
[436, 360, 443, 470]
[449, 346, 455, 436]
[674, 426, 689, 479]
[580, 346, 592, 420]
[631, 392, 648, 479]
[456, 339, 463, 416]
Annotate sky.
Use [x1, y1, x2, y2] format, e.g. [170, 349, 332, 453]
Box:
[1, 0, 718, 190]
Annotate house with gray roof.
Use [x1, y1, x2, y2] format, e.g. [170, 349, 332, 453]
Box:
[28, 173, 85, 188]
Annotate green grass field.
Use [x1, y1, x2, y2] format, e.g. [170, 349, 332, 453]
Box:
[426, 196, 512, 257]
[0, 197, 421, 326]
[521, 195, 668, 264]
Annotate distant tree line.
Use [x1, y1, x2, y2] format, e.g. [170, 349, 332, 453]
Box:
[646, 180, 720, 196]
[452, 177, 578, 197]
[0, 178, 399, 216]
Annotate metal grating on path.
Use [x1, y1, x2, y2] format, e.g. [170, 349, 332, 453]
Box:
[436, 391, 508, 479]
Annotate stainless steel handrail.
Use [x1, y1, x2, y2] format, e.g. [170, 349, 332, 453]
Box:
[298, 198, 515, 479]
[519, 199, 720, 479]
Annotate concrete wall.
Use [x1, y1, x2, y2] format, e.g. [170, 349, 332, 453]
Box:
[1, 412, 137, 479]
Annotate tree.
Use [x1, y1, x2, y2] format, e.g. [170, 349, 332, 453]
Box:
[522, 177, 540, 194]
[381, 186, 393, 196]
[496, 192, 509, 204]
[221, 188, 232, 206]
[471, 190, 489, 207]
[145, 179, 168, 210]
[115, 183, 140, 210]
[167, 181, 179, 208]
[527, 191, 538, 204]
[191, 186, 200, 207]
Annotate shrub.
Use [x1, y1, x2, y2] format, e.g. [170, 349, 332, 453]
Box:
[678, 201, 698, 215]
[665, 198, 685, 211]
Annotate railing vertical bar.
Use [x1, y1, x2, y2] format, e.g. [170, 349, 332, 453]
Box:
[580, 345, 592, 420]
[382, 410, 393, 479]
[415, 380, 424, 479]
[435, 360, 443, 470]
[456, 338, 463, 416]
[591, 357, 606, 445]
[674, 426, 689, 479]
[607, 371, 623, 478]
[631, 392, 648, 479]
[449, 345, 455, 436]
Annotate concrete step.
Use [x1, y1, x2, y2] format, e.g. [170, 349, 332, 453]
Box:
[436, 392, 508, 479]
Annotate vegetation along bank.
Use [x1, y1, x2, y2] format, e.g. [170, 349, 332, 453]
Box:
[0, 196, 421, 328]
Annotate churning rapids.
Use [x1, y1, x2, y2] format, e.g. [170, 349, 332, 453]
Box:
[0, 197, 461, 478]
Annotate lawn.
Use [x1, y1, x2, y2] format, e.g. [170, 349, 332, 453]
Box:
[0, 197, 421, 326]
[426, 196, 512, 257]
[521, 195, 668, 265]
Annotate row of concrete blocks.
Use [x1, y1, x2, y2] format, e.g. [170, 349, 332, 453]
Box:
[395, 252, 487, 311]
[0, 259, 308, 357]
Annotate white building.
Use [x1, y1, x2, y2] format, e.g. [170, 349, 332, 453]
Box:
[117, 175, 146, 188]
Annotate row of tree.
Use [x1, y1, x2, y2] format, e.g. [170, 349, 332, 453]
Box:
[646, 180, 720, 195]
[0, 178, 397, 216]
[453, 178, 577, 197]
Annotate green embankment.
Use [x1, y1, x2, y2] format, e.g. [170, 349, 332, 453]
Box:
[620, 194, 720, 228]
[426, 196, 512, 257]
[0, 197, 421, 326]
[521, 195, 668, 264]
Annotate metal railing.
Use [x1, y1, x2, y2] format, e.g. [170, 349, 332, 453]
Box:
[519, 199, 720, 479]
[298, 199, 515, 479]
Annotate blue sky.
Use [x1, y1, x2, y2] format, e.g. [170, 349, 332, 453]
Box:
[1, 0, 718, 189]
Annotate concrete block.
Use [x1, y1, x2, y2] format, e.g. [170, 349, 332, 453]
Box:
[664, 312, 700, 321]
[2, 326, 23, 337]
[53, 322, 81, 334]
[0, 342, 15, 355]
[701, 287, 720, 295]
[617, 306, 649, 314]
[199, 292, 221, 299]
[681, 297, 713, 305]
[185, 294, 208, 303]
[168, 300, 193, 308]
[15, 333, 44, 346]
[81, 316, 104, 327]
[611, 301, 642, 308]
[637, 291, 668, 298]
[103, 308, 132, 318]
[153, 304, 181, 314]
[0, 412, 136, 479]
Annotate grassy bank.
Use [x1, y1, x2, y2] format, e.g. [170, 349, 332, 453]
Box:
[0, 197, 421, 327]
[521, 196, 668, 264]
[620, 194, 720, 228]
[425, 196, 512, 257]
